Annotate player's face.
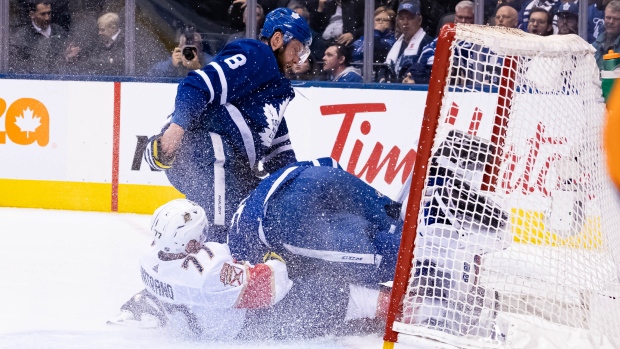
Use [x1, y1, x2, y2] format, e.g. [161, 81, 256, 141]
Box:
[277, 39, 306, 72]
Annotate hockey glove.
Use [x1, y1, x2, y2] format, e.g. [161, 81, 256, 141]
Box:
[144, 134, 175, 171]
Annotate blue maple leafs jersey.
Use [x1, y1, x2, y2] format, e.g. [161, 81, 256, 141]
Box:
[229, 158, 403, 286]
[170, 39, 297, 173]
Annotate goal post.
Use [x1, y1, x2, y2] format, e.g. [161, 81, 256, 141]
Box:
[383, 23, 620, 349]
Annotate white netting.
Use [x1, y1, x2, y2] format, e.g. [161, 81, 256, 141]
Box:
[394, 24, 620, 348]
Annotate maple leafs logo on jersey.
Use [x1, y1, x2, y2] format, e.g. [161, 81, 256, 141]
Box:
[14, 107, 41, 138]
[259, 99, 289, 147]
[291, 12, 300, 19]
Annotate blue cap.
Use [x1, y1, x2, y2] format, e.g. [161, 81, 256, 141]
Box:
[398, 1, 421, 16]
[557, 2, 578, 17]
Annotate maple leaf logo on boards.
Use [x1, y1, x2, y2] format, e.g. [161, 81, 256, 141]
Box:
[259, 99, 289, 147]
[14, 107, 41, 138]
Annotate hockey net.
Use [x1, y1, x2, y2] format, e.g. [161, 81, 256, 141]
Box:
[384, 24, 620, 349]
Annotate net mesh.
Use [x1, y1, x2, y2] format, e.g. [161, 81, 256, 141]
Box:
[394, 24, 620, 348]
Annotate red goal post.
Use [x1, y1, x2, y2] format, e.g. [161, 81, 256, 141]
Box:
[383, 23, 620, 349]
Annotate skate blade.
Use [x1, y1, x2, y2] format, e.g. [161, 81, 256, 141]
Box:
[106, 314, 160, 329]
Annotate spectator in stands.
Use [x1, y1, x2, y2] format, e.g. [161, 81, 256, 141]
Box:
[557, 2, 579, 35]
[350, 6, 396, 80]
[309, 0, 364, 60]
[518, 0, 552, 31]
[383, 0, 432, 83]
[148, 30, 213, 78]
[227, 4, 265, 44]
[525, 0, 607, 41]
[590, 0, 611, 44]
[527, 7, 553, 35]
[454, 0, 475, 25]
[90, 12, 124, 75]
[89, 12, 168, 76]
[595, 0, 620, 69]
[322, 44, 363, 82]
[406, 0, 475, 85]
[9, 0, 67, 74]
[495, 4, 520, 28]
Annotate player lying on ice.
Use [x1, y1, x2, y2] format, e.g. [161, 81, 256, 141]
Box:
[111, 158, 404, 339]
[144, 8, 313, 243]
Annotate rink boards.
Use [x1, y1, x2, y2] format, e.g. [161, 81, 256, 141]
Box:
[0, 79, 428, 213]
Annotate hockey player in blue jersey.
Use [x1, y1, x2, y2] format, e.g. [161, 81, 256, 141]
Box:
[144, 8, 313, 242]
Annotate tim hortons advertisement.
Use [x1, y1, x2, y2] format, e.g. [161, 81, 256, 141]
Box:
[121, 84, 432, 199]
[121, 82, 583, 202]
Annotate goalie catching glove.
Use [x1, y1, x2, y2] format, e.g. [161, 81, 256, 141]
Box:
[144, 133, 175, 171]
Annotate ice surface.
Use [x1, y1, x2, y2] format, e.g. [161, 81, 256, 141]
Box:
[0, 207, 384, 349]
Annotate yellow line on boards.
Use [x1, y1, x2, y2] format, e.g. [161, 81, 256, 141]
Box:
[118, 183, 184, 214]
[0, 179, 111, 211]
[0, 179, 184, 214]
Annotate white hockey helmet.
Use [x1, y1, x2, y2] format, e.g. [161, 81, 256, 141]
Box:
[150, 199, 208, 254]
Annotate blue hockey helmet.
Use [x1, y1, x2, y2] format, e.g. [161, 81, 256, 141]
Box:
[261, 7, 312, 63]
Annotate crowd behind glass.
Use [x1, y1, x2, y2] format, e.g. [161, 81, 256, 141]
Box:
[5, 0, 620, 83]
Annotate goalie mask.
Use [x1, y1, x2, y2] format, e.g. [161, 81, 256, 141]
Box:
[150, 199, 208, 254]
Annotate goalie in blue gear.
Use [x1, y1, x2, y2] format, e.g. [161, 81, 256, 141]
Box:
[229, 157, 404, 339]
[410, 130, 510, 338]
[144, 8, 313, 243]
